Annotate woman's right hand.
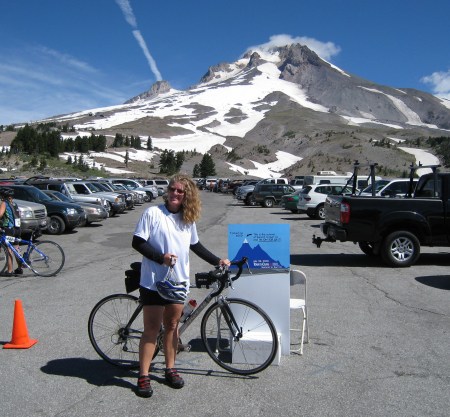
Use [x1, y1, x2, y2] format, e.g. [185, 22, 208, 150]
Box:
[163, 253, 178, 266]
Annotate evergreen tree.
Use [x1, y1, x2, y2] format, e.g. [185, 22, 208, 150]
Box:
[175, 151, 185, 171]
[199, 153, 216, 177]
[125, 149, 129, 167]
[159, 150, 177, 175]
[193, 163, 201, 178]
[147, 136, 153, 151]
[39, 157, 47, 169]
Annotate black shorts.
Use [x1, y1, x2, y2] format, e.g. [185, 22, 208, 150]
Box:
[139, 287, 184, 306]
[4, 227, 21, 239]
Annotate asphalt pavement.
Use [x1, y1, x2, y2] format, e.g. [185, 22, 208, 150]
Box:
[0, 190, 449, 417]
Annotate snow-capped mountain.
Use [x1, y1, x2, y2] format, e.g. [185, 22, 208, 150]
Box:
[44, 43, 450, 177]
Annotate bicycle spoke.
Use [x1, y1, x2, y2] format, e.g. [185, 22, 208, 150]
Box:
[201, 298, 278, 375]
[88, 294, 143, 368]
[28, 241, 65, 276]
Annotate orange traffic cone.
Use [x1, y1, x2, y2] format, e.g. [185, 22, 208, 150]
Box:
[3, 299, 38, 349]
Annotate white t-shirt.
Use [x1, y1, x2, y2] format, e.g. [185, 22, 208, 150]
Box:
[134, 204, 199, 291]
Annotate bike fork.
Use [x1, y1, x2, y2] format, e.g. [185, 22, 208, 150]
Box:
[217, 299, 242, 344]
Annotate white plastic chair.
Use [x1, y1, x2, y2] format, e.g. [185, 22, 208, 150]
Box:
[290, 269, 309, 354]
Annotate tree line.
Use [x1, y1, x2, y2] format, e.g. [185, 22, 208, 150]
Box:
[8, 123, 218, 177]
[10, 124, 107, 156]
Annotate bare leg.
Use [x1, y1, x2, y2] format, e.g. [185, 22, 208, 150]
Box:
[139, 305, 164, 376]
[162, 303, 184, 368]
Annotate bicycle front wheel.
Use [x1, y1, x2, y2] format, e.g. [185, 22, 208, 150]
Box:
[201, 298, 278, 375]
[27, 241, 65, 276]
[88, 294, 143, 368]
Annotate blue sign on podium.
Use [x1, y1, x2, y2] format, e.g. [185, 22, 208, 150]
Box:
[228, 224, 290, 271]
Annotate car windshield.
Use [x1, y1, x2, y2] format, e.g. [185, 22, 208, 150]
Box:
[86, 182, 103, 192]
[24, 187, 53, 202]
[93, 183, 109, 191]
[48, 191, 73, 203]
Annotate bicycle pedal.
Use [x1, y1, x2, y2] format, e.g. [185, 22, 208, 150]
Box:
[177, 343, 191, 352]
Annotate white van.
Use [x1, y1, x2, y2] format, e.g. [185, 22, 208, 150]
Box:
[303, 174, 352, 186]
[258, 178, 289, 185]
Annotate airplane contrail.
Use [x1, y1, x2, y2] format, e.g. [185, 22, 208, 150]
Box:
[115, 0, 162, 81]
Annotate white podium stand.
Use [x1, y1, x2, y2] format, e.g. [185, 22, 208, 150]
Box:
[230, 270, 291, 358]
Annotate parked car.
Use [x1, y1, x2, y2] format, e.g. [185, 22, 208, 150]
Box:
[142, 179, 169, 195]
[227, 179, 246, 195]
[288, 179, 305, 190]
[359, 178, 418, 197]
[8, 185, 85, 234]
[258, 178, 289, 185]
[235, 180, 260, 205]
[297, 184, 355, 220]
[252, 183, 296, 208]
[280, 189, 304, 213]
[42, 190, 108, 225]
[315, 167, 449, 267]
[110, 182, 146, 204]
[24, 177, 110, 213]
[108, 178, 158, 201]
[15, 198, 48, 238]
[65, 181, 126, 216]
[90, 181, 134, 210]
[204, 178, 217, 191]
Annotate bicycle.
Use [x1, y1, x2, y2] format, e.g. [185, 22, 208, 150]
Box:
[88, 257, 278, 375]
[0, 231, 65, 277]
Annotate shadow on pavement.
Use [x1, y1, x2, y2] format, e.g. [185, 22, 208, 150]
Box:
[290, 253, 380, 267]
[415, 275, 450, 290]
[41, 357, 135, 389]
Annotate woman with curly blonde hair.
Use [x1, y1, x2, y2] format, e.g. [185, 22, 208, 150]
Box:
[132, 175, 229, 398]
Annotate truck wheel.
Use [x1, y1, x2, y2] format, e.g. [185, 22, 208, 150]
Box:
[263, 198, 274, 208]
[315, 204, 326, 220]
[47, 215, 66, 235]
[381, 231, 420, 267]
[359, 242, 376, 256]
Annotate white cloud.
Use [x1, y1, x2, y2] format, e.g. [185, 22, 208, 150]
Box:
[246, 34, 341, 61]
[115, 0, 162, 82]
[37, 46, 98, 74]
[421, 69, 450, 99]
[115, 0, 137, 28]
[133, 30, 162, 81]
[0, 46, 126, 125]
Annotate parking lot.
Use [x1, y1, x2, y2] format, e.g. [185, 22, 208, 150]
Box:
[1, 190, 449, 417]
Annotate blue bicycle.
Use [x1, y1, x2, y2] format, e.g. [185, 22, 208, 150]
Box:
[0, 231, 65, 277]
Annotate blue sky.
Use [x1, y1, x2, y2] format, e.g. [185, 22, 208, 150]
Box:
[1, 0, 449, 126]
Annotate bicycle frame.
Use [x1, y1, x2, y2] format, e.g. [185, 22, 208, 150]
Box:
[124, 262, 247, 344]
[0, 234, 36, 269]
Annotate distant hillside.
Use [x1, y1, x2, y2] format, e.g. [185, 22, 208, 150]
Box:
[4, 43, 450, 178]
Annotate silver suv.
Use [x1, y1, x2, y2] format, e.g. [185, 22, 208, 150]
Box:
[142, 179, 169, 195]
[235, 180, 260, 206]
[66, 181, 126, 216]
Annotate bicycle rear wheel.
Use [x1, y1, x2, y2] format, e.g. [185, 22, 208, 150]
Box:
[88, 294, 143, 368]
[201, 298, 278, 375]
[27, 241, 65, 276]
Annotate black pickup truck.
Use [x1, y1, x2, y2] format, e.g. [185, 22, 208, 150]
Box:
[312, 166, 450, 267]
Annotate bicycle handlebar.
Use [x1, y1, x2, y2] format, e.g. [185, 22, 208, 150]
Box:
[208, 257, 248, 297]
